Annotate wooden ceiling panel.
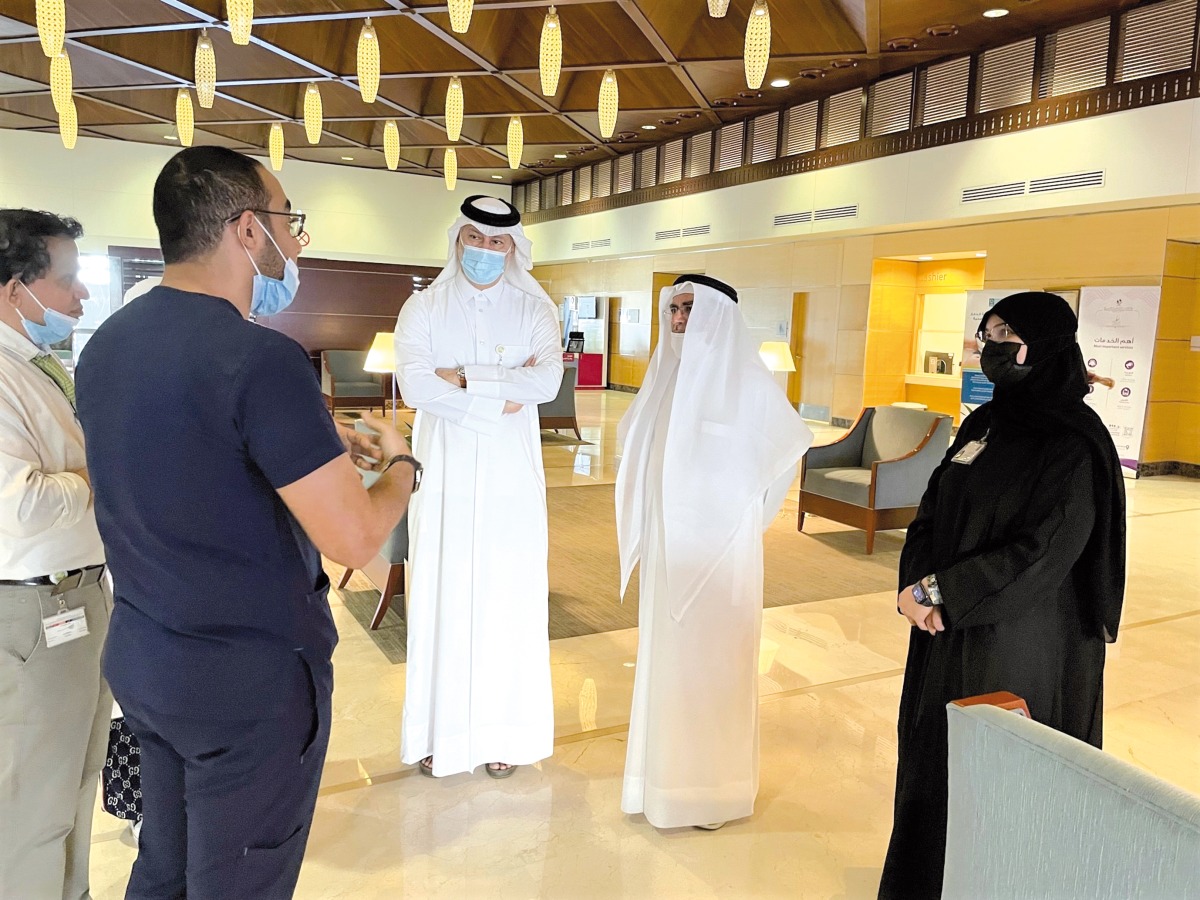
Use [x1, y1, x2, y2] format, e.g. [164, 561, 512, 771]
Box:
[0, 91, 154, 124]
[461, 114, 585, 146]
[79, 28, 313, 83]
[86, 122, 254, 149]
[0, 0, 1150, 184]
[635, 0, 864, 62]
[446, 3, 661, 71]
[557, 66, 700, 113]
[285, 146, 396, 169]
[0, 0, 202, 31]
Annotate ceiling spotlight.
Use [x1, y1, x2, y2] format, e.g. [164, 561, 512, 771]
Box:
[641, 124, 657, 130]
[658, 117, 680, 126]
[491, 174, 503, 179]
[983, 8, 1009, 18]
[770, 77, 790, 88]
[164, 134, 177, 140]
[798, 68, 825, 80]
[676, 111, 701, 119]
[738, 89, 763, 100]
[830, 58, 859, 69]
[341, 156, 354, 160]
[926, 23, 960, 37]
[886, 37, 920, 50]
[554, 152, 568, 158]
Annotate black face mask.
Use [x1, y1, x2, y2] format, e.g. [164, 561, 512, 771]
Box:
[980, 341, 1033, 387]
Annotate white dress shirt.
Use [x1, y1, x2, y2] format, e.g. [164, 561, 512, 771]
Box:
[0, 321, 103, 579]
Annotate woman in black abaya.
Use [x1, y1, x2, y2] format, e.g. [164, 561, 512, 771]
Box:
[878, 292, 1126, 899]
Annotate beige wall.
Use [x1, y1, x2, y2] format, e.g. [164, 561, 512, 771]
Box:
[1148, 242, 1200, 466]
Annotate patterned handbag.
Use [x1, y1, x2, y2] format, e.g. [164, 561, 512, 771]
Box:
[102, 717, 143, 823]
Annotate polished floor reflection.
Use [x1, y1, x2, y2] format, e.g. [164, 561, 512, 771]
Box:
[88, 392, 1200, 898]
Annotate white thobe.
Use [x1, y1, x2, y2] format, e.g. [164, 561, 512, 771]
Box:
[621, 369, 786, 828]
[395, 275, 563, 776]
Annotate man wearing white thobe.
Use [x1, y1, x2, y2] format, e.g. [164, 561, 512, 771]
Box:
[616, 274, 813, 829]
[395, 196, 562, 779]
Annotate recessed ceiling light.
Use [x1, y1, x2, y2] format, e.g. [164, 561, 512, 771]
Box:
[341, 155, 354, 160]
[491, 174, 503, 179]
[164, 134, 177, 140]
[975, 251, 988, 257]
[983, 8, 1009, 17]
[641, 124, 657, 130]
[918, 255, 934, 261]
[770, 77, 790, 88]
[554, 152, 568, 158]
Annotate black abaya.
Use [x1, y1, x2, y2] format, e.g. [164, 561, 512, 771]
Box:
[877, 407, 1109, 899]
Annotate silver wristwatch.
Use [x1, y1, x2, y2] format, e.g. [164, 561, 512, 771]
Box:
[455, 365, 466, 388]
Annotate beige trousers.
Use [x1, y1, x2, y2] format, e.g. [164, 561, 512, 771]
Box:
[0, 581, 112, 900]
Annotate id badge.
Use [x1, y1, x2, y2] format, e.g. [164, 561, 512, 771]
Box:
[43, 606, 89, 648]
[951, 440, 987, 465]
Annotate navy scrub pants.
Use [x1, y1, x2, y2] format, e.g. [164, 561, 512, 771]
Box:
[116, 662, 331, 900]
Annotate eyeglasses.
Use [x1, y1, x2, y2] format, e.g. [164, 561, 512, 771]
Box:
[231, 208, 309, 244]
[977, 321, 1018, 344]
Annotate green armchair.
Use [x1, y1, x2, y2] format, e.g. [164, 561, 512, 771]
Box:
[320, 349, 386, 414]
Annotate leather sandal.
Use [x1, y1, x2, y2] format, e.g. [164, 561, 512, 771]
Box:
[486, 762, 517, 779]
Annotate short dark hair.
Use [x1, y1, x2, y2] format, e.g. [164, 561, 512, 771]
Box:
[153, 146, 272, 264]
[0, 209, 84, 284]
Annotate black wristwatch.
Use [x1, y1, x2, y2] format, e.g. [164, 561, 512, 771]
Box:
[911, 576, 943, 607]
[381, 454, 423, 492]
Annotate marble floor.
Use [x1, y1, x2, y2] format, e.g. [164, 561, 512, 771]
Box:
[88, 392, 1200, 899]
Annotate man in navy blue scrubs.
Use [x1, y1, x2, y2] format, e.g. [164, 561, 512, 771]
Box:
[76, 146, 420, 899]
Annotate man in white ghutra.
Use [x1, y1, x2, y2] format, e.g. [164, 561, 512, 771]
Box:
[394, 196, 563, 779]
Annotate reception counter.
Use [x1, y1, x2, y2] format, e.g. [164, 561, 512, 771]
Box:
[904, 373, 961, 423]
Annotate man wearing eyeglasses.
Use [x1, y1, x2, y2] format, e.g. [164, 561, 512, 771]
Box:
[75, 146, 419, 899]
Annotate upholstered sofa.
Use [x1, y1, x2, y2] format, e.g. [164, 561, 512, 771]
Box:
[797, 406, 952, 553]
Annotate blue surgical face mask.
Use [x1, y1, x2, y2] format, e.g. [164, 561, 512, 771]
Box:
[461, 245, 507, 286]
[19, 283, 78, 346]
[244, 216, 300, 318]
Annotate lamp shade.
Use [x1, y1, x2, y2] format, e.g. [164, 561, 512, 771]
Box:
[357, 18, 380, 103]
[745, 0, 772, 90]
[364, 332, 395, 373]
[444, 147, 458, 190]
[50, 50, 72, 114]
[59, 97, 77, 150]
[598, 69, 618, 139]
[507, 115, 523, 169]
[384, 119, 400, 170]
[36, 0, 65, 59]
[448, 0, 474, 34]
[228, 0, 253, 46]
[303, 82, 323, 144]
[195, 29, 216, 109]
[445, 76, 463, 142]
[758, 341, 795, 372]
[269, 122, 284, 171]
[175, 88, 195, 147]
[539, 6, 562, 97]
[708, 0, 731, 16]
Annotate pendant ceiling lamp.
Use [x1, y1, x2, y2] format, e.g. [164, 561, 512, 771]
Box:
[744, 0, 771, 90]
[303, 82, 323, 144]
[539, 6, 562, 97]
[176, 88, 195, 147]
[445, 76, 463, 142]
[357, 18, 380, 103]
[228, 0, 253, 46]
[444, 148, 458, 191]
[59, 98, 77, 150]
[507, 116, 523, 170]
[708, 0, 731, 16]
[269, 122, 285, 171]
[598, 69, 618, 139]
[448, 0, 474, 34]
[50, 51, 72, 114]
[36, 0, 65, 58]
[384, 119, 401, 171]
[195, 29, 217, 109]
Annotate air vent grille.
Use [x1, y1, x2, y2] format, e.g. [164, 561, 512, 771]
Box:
[637, 147, 658, 189]
[814, 204, 858, 221]
[822, 89, 863, 147]
[571, 240, 590, 251]
[590, 238, 611, 249]
[1029, 170, 1105, 193]
[979, 37, 1036, 113]
[526, 180, 541, 211]
[575, 167, 592, 203]
[560, 170, 574, 206]
[1117, 0, 1197, 83]
[1041, 17, 1110, 98]
[716, 122, 745, 171]
[615, 154, 634, 194]
[773, 211, 814, 226]
[687, 131, 713, 178]
[682, 224, 711, 237]
[784, 101, 819, 155]
[921, 57, 970, 125]
[869, 72, 914, 136]
[962, 181, 1027, 203]
[750, 111, 780, 163]
[592, 160, 612, 199]
[661, 139, 684, 184]
[655, 228, 681, 241]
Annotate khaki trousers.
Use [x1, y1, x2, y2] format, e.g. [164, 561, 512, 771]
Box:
[0, 581, 112, 900]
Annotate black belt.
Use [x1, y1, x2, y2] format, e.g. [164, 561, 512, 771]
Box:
[0, 565, 106, 595]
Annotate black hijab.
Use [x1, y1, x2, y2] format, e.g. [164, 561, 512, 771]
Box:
[980, 292, 1126, 642]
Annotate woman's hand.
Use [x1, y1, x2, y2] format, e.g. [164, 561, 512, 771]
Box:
[897, 584, 946, 635]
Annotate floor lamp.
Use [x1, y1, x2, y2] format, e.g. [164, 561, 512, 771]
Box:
[364, 332, 398, 425]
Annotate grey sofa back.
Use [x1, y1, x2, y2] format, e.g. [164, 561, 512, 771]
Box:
[862, 406, 944, 466]
[943, 704, 1200, 899]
